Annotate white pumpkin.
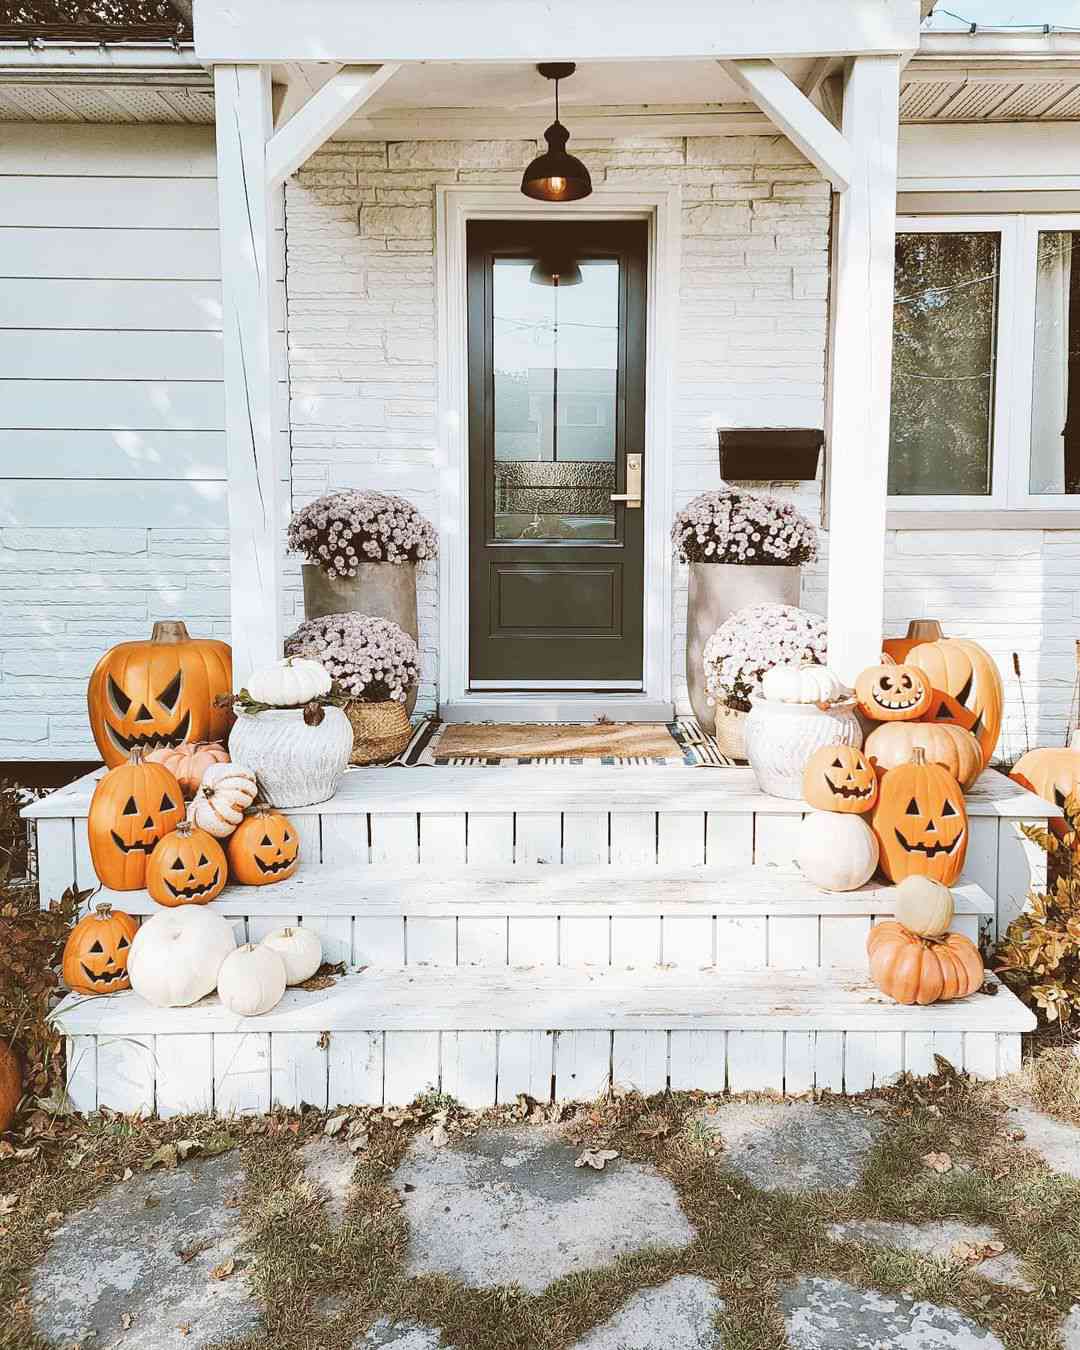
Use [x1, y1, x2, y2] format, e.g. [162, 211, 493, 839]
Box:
[217, 943, 287, 1016]
[187, 762, 258, 838]
[762, 664, 848, 706]
[247, 657, 332, 708]
[893, 875, 955, 937]
[259, 926, 322, 985]
[796, 812, 879, 892]
[127, 906, 236, 1008]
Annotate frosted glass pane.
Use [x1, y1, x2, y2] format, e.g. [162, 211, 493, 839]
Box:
[1030, 230, 1080, 495]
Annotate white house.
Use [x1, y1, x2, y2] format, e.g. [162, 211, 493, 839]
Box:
[8, 0, 1076, 1110]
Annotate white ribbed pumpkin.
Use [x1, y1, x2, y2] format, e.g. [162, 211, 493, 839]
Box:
[127, 906, 236, 1008]
[259, 926, 322, 985]
[247, 657, 331, 707]
[216, 943, 287, 1016]
[762, 664, 848, 706]
[796, 812, 879, 892]
[892, 875, 955, 937]
[187, 762, 258, 838]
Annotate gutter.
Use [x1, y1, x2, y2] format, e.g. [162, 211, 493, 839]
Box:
[0, 41, 207, 82]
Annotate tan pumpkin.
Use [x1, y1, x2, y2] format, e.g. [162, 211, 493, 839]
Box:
[854, 664, 932, 722]
[87, 749, 186, 891]
[145, 740, 230, 799]
[187, 762, 258, 838]
[867, 921, 984, 1005]
[1011, 747, 1080, 812]
[903, 637, 1004, 764]
[864, 720, 983, 792]
[892, 876, 955, 938]
[802, 745, 878, 814]
[0, 1041, 21, 1133]
[226, 806, 299, 886]
[871, 748, 968, 885]
[62, 902, 139, 994]
[87, 620, 233, 768]
[147, 820, 227, 907]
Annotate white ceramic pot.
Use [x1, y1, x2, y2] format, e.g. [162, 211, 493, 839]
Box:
[228, 707, 352, 808]
[744, 698, 863, 800]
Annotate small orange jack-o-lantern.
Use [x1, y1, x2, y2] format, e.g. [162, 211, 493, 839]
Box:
[871, 747, 968, 885]
[226, 806, 300, 886]
[802, 745, 878, 814]
[854, 665, 932, 722]
[87, 620, 233, 768]
[62, 903, 138, 995]
[147, 820, 227, 907]
[88, 749, 186, 891]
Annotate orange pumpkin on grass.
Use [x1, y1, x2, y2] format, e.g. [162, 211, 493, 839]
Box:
[867, 921, 984, 1005]
[226, 806, 300, 886]
[62, 902, 138, 994]
[147, 820, 227, 907]
[871, 748, 968, 885]
[88, 749, 185, 891]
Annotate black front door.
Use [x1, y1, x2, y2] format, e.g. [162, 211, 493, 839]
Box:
[467, 220, 647, 686]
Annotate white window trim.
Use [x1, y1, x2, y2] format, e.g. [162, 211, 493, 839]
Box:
[890, 211, 1080, 515]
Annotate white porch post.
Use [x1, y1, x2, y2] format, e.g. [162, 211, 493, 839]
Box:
[213, 63, 282, 686]
[825, 54, 901, 683]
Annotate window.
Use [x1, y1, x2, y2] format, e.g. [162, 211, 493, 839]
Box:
[889, 215, 1080, 511]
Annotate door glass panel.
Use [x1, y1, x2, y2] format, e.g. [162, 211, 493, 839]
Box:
[1030, 230, 1080, 495]
[493, 257, 618, 540]
[889, 231, 999, 496]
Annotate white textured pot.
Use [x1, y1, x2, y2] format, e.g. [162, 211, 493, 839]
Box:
[745, 698, 863, 800]
[228, 707, 352, 808]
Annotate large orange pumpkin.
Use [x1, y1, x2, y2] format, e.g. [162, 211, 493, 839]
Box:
[87, 621, 233, 768]
[88, 749, 186, 891]
[903, 637, 1004, 764]
[147, 820, 227, 907]
[1011, 747, 1080, 812]
[882, 619, 946, 665]
[854, 664, 932, 722]
[871, 748, 968, 885]
[145, 740, 230, 800]
[62, 902, 139, 994]
[864, 720, 984, 791]
[867, 921, 984, 1005]
[802, 745, 878, 814]
[226, 806, 300, 886]
[0, 1041, 20, 1133]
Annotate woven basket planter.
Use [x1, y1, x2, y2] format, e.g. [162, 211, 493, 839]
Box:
[712, 706, 749, 761]
[345, 699, 412, 766]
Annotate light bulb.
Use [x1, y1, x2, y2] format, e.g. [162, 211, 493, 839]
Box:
[547, 176, 566, 196]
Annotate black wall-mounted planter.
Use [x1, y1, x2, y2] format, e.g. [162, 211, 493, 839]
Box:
[718, 428, 824, 482]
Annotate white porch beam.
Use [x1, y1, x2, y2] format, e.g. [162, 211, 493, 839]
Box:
[265, 63, 400, 187]
[214, 64, 282, 686]
[825, 54, 902, 683]
[720, 59, 854, 190]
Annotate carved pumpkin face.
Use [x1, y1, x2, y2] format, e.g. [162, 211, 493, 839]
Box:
[904, 637, 1003, 763]
[87, 621, 233, 768]
[147, 821, 227, 908]
[872, 749, 968, 884]
[62, 903, 139, 995]
[854, 665, 932, 722]
[802, 745, 878, 814]
[1011, 747, 1080, 811]
[226, 808, 300, 887]
[88, 751, 186, 891]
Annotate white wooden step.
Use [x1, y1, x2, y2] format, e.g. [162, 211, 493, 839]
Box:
[54, 966, 1036, 1116]
[82, 865, 995, 969]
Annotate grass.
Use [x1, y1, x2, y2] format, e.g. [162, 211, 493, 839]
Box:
[1, 1065, 1079, 1350]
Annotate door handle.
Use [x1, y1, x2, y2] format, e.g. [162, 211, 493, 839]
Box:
[610, 453, 642, 508]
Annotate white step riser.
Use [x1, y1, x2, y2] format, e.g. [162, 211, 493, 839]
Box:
[65, 1026, 1023, 1117]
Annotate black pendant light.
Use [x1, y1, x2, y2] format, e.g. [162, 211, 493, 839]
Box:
[521, 63, 592, 203]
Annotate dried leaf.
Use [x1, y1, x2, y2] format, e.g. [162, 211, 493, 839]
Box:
[324, 1112, 348, 1137]
[430, 1124, 449, 1148]
[0, 1193, 17, 1214]
[575, 1149, 619, 1171]
[176, 1139, 201, 1161]
[120, 1312, 133, 1330]
[143, 1143, 178, 1171]
[922, 1151, 953, 1174]
[209, 1258, 236, 1282]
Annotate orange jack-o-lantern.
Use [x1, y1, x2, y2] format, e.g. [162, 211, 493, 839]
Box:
[147, 820, 227, 907]
[854, 665, 932, 722]
[802, 745, 878, 814]
[903, 637, 1003, 764]
[226, 807, 300, 886]
[62, 902, 138, 995]
[88, 749, 186, 891]
[87, 621, 233, 768]
[871, 747, 968, 885]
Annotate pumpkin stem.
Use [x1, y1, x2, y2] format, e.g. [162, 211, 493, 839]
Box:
[904, 618, 944, 642]
[150, 620, 191, 644]
[911, 747, 927, 767]
[174, 819, 195, 838]
[128, 747, 146, 766]
[94, 902, 113, 919]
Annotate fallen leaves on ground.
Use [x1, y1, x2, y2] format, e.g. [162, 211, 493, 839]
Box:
[430, 1124, 449, 1148]
[922, 1151, 953, 1173]
[209, 1257, 236, 1281]
[324, 1112, 349, 1138]
[0, 1193, 17, 1214]
[951, 1239, 1007, 1265]
[575, 1148, 619, 1171]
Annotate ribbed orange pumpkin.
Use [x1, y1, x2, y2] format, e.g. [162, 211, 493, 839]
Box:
[0, 1041, 21, 1133]
[864, 720, 983, 791]
[226, 807, 300, 886]
[62, 902, 138, 994]
[903, 637, 1004, 764]
[867, 921, 984, 1005]
[88, 749, 186, 891]
[871, 748, 968, 885]
[145, 740, 230, 799]
[147, 820, 227, 907]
